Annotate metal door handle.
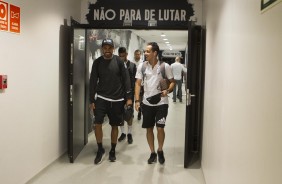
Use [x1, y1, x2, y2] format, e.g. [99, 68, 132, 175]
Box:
[187, 93, 196, 105]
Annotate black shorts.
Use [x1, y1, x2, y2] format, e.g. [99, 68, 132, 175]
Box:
[140, 86, 144, 97]
[142, 104, 168, 128]
[94, 98, 125, 126]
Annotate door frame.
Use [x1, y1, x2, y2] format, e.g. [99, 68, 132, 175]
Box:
[68, 23, 88, 163]
[184, 22, 206, 168]
[68, 19, 206, 167]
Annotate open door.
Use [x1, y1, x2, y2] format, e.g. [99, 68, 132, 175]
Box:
[184, 23, 206, 168]
[68, 27, 87, 163]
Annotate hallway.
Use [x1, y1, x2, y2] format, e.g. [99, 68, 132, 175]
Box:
[27, 90, 206, 184]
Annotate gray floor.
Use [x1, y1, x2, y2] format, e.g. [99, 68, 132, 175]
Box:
[27, 88, 206, 184]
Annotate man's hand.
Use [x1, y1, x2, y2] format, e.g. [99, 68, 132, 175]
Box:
[135, 101, 140, 111]
[126, 99, 133, 107]
[161, 90, 169, 97]
[89, 103, 95, 110]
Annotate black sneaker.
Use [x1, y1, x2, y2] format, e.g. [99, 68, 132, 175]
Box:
[137, 111, 141, 120]
[157, 150, 165, 164]
[118, 133, 126, 142]
[127, 134, 133, 144]
[147, 152, 157, 164]
[109, 150, 116, 162]
[94, 148, 105, 165]
[177, 94, 181, 100]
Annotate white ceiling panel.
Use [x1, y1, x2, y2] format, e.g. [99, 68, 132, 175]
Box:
[131, 30, 188, 51]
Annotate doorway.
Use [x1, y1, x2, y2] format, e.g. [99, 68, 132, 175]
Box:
[67, 22, 205, 168]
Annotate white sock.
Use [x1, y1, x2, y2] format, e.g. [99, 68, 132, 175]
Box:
[120, 126, 125, 134]
[128, 126, 132, 134]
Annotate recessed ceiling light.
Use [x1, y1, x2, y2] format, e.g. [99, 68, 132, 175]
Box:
[163, 38, 168, 41]
[161, 33, 166, 37]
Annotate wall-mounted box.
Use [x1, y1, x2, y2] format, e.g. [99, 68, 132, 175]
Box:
[0, 75, 8, 89]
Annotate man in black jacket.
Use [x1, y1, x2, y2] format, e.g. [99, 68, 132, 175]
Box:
[89, 39, 132, 164]
[117, 47, 136, 144]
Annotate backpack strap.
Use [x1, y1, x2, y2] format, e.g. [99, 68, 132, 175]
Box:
[141, 61, 148, 82]
[160, 61, 166, 79]
[95, 57, 101, 78]
[116, 56, 124, 74]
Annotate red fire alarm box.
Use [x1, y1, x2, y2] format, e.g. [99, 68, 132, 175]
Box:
[0, 75, 7, 89]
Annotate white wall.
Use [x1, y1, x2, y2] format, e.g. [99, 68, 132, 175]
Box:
[0, 0, 80, 183]
[202, 0, 282, 184]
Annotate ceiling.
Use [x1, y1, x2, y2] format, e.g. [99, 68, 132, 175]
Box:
[131, 30, 188, 51]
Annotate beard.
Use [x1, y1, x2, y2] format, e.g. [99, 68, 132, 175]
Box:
[104, 52, 113, 59]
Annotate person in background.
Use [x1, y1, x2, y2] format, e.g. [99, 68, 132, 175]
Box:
[171, 56, 187, 102]
[117, 47, 136, 144]
[135, 42, 175, 165]
[132, 49, 144, 120]
[132, 49, 143, 67]
[89, 39, 132, 164]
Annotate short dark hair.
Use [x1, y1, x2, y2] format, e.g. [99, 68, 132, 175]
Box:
[147, 42, 160, 54]
[118, 47, 127, 54]
[134, 49, 141, 54]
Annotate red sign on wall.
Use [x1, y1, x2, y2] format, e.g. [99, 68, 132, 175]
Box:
[0, 0, 8, 31]
[10, 4, 20, 33]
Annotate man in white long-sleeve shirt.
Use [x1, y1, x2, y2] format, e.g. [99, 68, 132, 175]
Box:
[171, 56, 187, 102]
[132, 49, 144, 120]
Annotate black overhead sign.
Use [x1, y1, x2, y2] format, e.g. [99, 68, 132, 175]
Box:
[85, 0, 194, 29]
